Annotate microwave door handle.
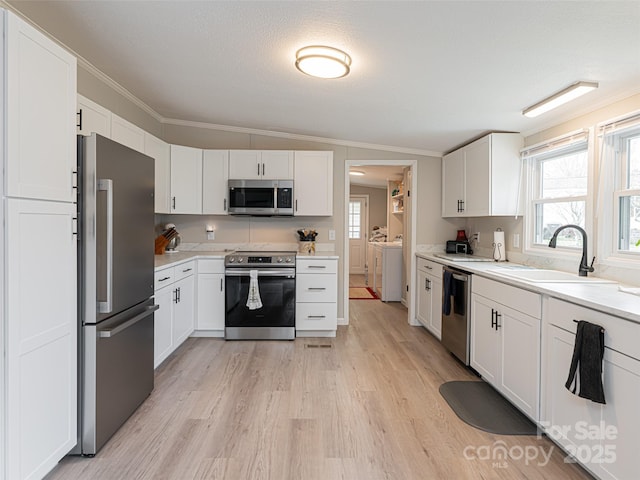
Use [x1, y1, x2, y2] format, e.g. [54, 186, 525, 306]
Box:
[97, 179, 113, 314]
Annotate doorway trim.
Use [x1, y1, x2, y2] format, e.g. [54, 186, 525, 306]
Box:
[343, 159, 418, 326]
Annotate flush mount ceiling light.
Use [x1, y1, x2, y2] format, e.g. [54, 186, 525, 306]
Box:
[522, 81, 599, 118]
[295, 45, 351, 79]
[349, 170, 365, 176]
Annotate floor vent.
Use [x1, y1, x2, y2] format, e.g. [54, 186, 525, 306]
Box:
[305, 344, 332, 349]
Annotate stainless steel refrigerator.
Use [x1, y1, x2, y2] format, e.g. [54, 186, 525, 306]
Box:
[74, 133, 157, 455]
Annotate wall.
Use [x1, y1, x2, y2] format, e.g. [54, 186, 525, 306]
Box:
[467, 92, 640, 285]
[349, 184, 387, 232]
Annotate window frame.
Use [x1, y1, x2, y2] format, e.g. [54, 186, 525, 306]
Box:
[524, 134, 592, 256]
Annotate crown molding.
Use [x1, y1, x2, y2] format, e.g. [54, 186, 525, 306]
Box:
[78, 57, 164, 122]
[162, 117, 442, 157]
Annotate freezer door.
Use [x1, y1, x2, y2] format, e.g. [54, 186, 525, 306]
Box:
[82, 134, 155, 323]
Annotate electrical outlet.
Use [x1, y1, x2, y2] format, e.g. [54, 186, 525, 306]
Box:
[475, 232, 480, 244]
[328, 229, 336, 241]
[207, 231, 215, 240]
[513, 233, 520, 248]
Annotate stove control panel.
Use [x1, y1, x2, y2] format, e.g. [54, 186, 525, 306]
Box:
[225, 252, 296, 267]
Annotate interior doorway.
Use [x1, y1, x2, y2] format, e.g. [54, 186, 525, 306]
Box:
[343, 160, 418, 326]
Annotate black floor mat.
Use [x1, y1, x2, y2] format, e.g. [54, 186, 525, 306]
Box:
[439, 381, 538, 435]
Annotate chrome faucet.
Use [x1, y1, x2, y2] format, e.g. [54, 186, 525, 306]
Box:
[548, 224, 595, 277]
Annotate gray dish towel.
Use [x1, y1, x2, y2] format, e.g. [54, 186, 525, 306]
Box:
[565, 320, 606, 404]
[442, 270, 456, 315]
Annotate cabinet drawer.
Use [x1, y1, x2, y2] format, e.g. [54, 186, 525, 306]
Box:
[417, 257, 442, 273]
[545, 297, 640, 360]
[154, 267, 174, 290]
[174, 260, 196, 281]
[296, 274, 337, 302]
[296, 303, 337, 330]
[296, 259, 337, 274]
[474, 276, 541, 318]
[198, 258, 224, 274]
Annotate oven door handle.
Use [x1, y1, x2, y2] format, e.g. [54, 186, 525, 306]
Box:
[225, 269, 296, 278]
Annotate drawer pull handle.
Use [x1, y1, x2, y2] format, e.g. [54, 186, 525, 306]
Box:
[425, 265, 432, 270]
[159, 276, 171, 282]
[308, 265, 326, 269]
[308, 287, 327, 291]
[182, 268, 193, 273]
[308, 315, 326, 319]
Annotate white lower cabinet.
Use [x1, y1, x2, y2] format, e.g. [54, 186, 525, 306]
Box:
[296, 258, 338, 337]
[5, 199, 77, 480]
[194, 259, 225, 337]
[415, 257, 443, 339]
[153, 261, 195, 367]
[471, 276, 541, 421]
[542, 298, 640, 480]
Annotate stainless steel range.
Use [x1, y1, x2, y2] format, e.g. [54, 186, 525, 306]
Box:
[224, 251, 296, 340]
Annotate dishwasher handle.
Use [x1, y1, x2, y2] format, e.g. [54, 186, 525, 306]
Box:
[98, 305, 159, 338]
[443, 267, 470, 283]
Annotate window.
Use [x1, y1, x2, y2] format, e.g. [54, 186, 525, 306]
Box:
[348, 200, 361, 239]
[608, 123, 640, 253]
[526, 138, 589, 249]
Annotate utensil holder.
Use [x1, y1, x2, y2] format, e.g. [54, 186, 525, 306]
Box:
[299, 241, 315, 254]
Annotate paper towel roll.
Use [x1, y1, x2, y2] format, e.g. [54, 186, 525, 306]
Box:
[493, 230, 506, 262]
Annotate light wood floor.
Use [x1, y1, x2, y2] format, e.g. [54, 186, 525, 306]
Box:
[46, 299, 592, 480]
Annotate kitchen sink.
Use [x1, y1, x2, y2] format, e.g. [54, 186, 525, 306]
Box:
[489, 268, 616, 284]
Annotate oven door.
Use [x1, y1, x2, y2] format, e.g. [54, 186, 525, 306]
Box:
[225, 268, 296, 339]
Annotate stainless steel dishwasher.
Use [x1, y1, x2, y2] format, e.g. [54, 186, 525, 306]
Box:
[441, 266, 471, 365]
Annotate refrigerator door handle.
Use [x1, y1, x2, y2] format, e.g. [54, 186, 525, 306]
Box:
[97, 178, 114, 313]
[98, 305, 159, 338]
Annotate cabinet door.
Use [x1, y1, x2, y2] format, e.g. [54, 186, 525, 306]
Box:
[170, 145, 203, 214]
[144, 133, 171, 214]
[154, 286, 174, 368]
[173, 275, 195, 347]
[464, 136, 491, 216]
[470, 294, 499, 384]
[202, 150, 230, 215]
[261, 151, 294, 179]
[441, 149, 465, 217]
[110, 113, 145, 153]
[429, 274, 443, 340]
[196, 274, 225, 332]
[542, 325, 601, 464]
[294, 151, 333, 216]
[416, 269, 430, 328]
[500, 305, 539, 419]
[228, 150, 260, 179]
[599, 348, 640, 480]
[6, 13, 77, 202]
[6, 199, 77, 480]
[375, 248, 383, 299]
[77, 94, 111, 138]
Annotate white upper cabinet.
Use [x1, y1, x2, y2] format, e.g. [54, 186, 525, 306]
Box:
[202, 150, 229, 215]
[111, 113, 145, 153]
[293, 151, 333, 216]
[144, 133, 171, 214]
[5, 12, 77, 203]
[442, 132, 523, 217]
[77, 94, 111, 138]
[170, 145, 203, 214]
[228, 150, 293, 180]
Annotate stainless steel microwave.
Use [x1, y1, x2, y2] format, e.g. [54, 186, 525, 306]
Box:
[228, 179, 294, 216]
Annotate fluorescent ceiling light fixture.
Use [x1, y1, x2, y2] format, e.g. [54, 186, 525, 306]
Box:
[522, 81, 599, 118]
[295, 45, 351, 79]
[349, 170, 365, 176]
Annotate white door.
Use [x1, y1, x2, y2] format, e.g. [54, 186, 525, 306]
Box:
[470, 294, 500, 384]
[294, 151, 333, 216]
[6, 13, 77, 203]
[153, 286, 174, 369]
[202, 150, 229, 215]
[6, 199, 77, 480]
[228, 150, 260, 179]
[170, 145, 203, 214]
[144, 133, 171, 214]
[77, 95, 111, 138]
[110, 113, 145, 153]
[260, 151, 293, 179]
[441, 149, 465, 217]
[348, 195, 368, 275]
[172, 275, 195, 347]
[196, 274, 225, 332]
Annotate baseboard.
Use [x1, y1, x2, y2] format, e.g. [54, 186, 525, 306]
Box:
[337, 317, 347, 325]
[296, 331, 336, 338]
[191, 330, 224, 338]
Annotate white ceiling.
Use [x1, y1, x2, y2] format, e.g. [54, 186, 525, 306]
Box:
[8, 1, 640, 154]
[349, 165, 404, 188]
